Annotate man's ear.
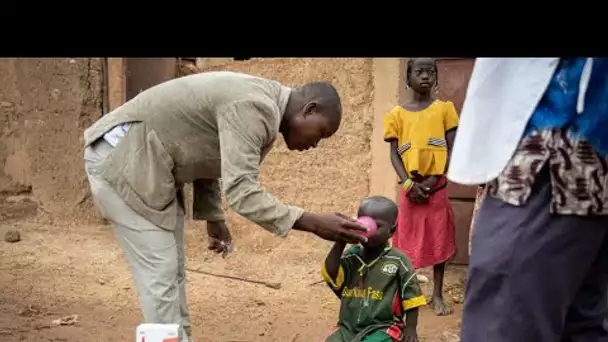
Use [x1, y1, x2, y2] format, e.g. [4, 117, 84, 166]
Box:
[390, 223, 397, 234]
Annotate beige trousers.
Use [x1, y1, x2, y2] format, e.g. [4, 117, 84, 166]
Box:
[84, 139, 191, 342]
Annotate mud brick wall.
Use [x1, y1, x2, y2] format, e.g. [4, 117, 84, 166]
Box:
[188, 59, 375, 254]
[0, 58, 103, 222]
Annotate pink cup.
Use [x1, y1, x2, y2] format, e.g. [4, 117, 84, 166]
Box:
[355, 216, 378, 238]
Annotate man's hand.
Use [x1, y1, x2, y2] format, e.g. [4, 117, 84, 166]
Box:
[407, 183, 430, 204]
[207, 220, 233, 258]
[293, 212, 368, 244]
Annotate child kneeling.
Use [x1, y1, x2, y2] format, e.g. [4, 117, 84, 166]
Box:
[322, 196, 426, 342]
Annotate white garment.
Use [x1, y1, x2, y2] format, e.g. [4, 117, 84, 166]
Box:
[447, 58, 559, 185]
[103, 122, 132, 147]
[448, 58, 595, 186]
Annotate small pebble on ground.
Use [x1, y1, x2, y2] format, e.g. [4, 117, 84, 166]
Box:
[4, 230, 21, 243]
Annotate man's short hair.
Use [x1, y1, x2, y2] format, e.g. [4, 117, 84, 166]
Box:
[298, 82, 342, 123]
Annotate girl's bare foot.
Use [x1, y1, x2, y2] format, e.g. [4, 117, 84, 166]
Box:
[430, 295, 453, 316]
[431, 262, 452, 316]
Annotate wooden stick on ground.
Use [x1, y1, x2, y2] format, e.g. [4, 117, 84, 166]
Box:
[186, 267, 281, 290]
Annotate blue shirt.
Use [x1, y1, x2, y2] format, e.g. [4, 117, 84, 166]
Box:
[526, 58, 608, 157]
[487, 58, 608, 216]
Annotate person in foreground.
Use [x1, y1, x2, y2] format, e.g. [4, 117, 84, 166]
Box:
[83, 71, 367, 342]
[383, 58, 458, 316]
[449, 58, 608, 342]
[467, 185, 486, 255]
[322, 196, 426, 342]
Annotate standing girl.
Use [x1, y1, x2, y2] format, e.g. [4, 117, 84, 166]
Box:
[383, 58, 459, 316]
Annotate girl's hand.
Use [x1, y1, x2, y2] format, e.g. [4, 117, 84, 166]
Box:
[407, 183, 430, 204]
[420, 176, 440, 193]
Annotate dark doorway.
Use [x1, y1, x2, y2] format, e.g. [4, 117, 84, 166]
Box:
[125, 58, 177, 101]
[436, 58, 476, 265]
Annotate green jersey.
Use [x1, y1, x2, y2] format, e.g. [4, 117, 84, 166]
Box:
[322, 245, 426, 342]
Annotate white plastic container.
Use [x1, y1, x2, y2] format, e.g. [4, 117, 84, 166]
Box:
[136, 323, 180, 342]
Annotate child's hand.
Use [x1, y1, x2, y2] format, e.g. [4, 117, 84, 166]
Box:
[407, 183, 429, 204]
[402, 328, 419, 342]
[420, 176, 440, 192]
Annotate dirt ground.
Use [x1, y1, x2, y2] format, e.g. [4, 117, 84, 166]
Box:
[0, 199, 465, 342]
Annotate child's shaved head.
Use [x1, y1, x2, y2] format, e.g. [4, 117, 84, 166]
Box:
[357, 196, 398, 227]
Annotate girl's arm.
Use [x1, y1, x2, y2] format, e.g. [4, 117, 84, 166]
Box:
[391, 141, 428, 203]
[444, 128, 457, 173]
[385, 110, 428, 202]
[390, 140, 409, 183]
[390, 140, 430, 203]
[443, 100, 460, 173]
